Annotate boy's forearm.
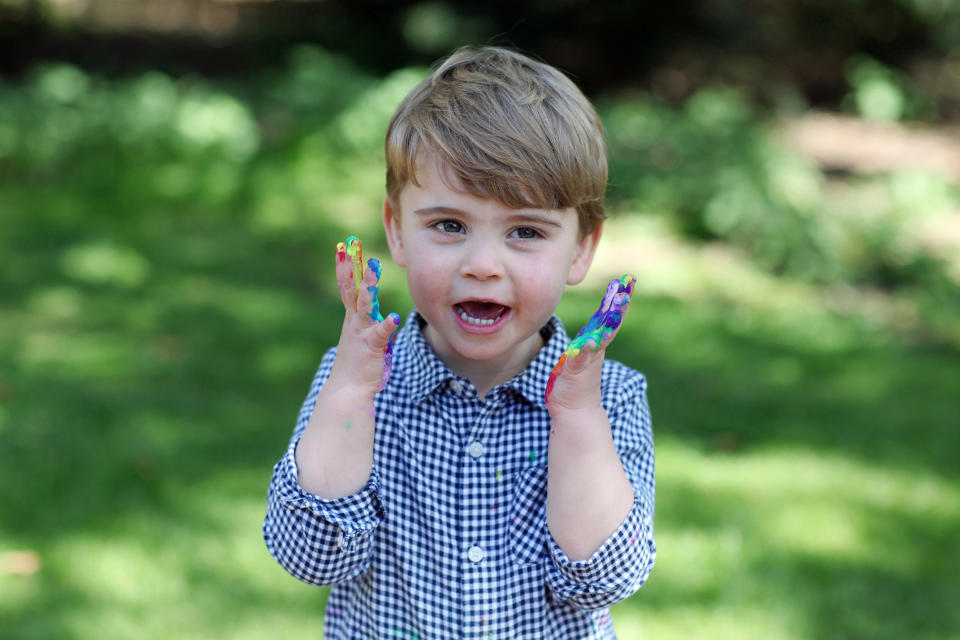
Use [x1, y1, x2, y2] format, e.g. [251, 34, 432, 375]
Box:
[295, 376, 378, 500]
[545, 406, 635, 562]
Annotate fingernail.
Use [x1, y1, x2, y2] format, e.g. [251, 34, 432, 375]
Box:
[367, 258, 382, 279]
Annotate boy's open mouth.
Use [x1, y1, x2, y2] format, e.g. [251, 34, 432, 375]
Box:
[454, 301, 508, 327]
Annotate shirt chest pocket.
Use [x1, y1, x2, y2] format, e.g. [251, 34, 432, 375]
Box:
[509, 464, 548, 566]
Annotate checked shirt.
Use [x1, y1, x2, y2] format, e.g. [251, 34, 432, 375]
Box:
[263, 310, 656, 639]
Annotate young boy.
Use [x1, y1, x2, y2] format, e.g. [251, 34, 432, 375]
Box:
[263, 46, 655, 639]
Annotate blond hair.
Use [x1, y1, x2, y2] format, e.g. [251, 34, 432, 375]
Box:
[385, 46, 608, 235]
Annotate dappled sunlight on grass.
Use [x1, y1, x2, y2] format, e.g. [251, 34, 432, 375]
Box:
[611, 437, 960, 639]
[614, 606, 799, 640]
[1, 482, 331, 639]
[588, 214, 933, 352]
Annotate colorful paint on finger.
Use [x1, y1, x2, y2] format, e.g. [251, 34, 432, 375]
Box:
[544, 274, 636, 402]
[380, 312, 401, 391]
[344, 236, 365, 310]
[336, 236, 401, 391]
[366, 258, 384, 323]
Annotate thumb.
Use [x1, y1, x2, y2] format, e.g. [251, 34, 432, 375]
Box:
[562, 341, 599, 375]
[370, 312, 401, 349]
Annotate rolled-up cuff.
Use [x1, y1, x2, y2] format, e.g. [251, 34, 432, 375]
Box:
[545, 494, 655, 608]
[273, 450, 384, 550]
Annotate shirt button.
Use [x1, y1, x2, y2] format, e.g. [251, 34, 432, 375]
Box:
[467, 441, 484, 458]
[467, 545, 484, 563]
[449, 379, 463, 393]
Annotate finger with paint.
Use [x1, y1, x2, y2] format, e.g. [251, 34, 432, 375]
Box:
[545, 274, 636, 402]
[336, 236, 366, 311]
[335, 236, 401, 391]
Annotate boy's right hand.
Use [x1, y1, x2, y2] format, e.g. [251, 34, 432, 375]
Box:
[328, 236, 400, 396]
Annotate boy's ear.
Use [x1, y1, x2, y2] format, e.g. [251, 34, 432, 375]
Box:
[567, 222, 603, 285]
[382, 197, 406, 268]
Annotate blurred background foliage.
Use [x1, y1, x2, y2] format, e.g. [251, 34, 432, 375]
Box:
[0, 1, 958, 639]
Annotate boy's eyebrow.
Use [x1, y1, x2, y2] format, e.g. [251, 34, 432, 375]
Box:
[413, 206, 466, 217]
[414, 206, 565, 228]
[505, 211, 565, 228]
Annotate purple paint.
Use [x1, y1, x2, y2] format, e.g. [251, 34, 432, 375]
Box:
[545, 274, 636, 403]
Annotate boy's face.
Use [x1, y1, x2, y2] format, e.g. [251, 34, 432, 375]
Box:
[383, 155, 601, 374]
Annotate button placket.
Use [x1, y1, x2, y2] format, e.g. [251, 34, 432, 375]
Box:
[462, 397, 497, 637]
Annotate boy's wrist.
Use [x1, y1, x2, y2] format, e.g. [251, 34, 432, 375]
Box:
[323, 370, 381, 403]
[547, 402, 606, 426]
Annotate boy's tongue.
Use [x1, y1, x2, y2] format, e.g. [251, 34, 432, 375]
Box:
[457, 301, 507, 319]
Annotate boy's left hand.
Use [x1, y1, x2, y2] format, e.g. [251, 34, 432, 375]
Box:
[545, 275, 636, 412]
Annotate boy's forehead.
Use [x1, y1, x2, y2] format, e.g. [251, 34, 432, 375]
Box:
[408, 152, 568, 217]
[410, 152, 472, 194]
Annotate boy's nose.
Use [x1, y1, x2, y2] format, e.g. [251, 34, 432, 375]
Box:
[460, 240, 504, 281]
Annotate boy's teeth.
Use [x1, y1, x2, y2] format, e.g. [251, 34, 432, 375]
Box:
[458, 309, 496, 325]
[457, 306, 504, 326]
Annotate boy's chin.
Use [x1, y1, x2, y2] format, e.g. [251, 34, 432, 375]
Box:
[443, 329, 545, 367]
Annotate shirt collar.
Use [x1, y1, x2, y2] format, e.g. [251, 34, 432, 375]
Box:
[397, 309, 570, 408]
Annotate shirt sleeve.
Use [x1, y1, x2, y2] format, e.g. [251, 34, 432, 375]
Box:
[262, 347, 386, 586]
[544, 366, 656, 609]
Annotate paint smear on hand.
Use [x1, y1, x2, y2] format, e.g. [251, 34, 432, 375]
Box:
[381, 312, 400, 391]
[345, 236, 364, 307]
[336, 236, 400, 391]
[545, 274, 636, 403]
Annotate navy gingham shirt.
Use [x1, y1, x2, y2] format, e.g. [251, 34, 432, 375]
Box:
[264, 310, 656, 639]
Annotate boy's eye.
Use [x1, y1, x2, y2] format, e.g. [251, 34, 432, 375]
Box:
[510, 227, 542, 240]
[435, 220, 464, 234]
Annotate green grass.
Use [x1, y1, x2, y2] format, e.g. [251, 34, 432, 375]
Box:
[1, 59, 958, 639]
